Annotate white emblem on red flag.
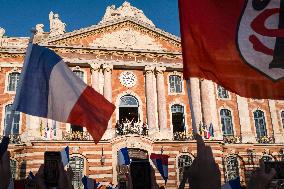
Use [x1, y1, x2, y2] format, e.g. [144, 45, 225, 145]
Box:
[237, 0, 284, 80]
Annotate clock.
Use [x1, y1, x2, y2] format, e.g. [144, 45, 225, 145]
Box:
[119, 71, 137, 88]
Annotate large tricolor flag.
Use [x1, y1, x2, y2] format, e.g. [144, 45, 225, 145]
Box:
[179, 0, 284, 99]
[13, 44, 115, 143]
[150, 153, 169, 183]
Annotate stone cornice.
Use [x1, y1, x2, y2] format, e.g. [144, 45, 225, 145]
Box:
[40, 17, 180, 44]
[65, 58, 183, 70]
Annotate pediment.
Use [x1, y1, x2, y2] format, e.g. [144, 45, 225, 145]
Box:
[43, 20, 181, 53]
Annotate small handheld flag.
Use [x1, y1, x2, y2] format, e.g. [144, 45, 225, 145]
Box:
[221, 177, 241, 189]
[60, 146, 70, 166]
[150, 153, 169, 183]
[82, 176, 96, 189]
[118, 147, 130, 166]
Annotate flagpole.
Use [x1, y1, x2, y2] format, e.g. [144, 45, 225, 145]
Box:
[4, 29, 36, 137]
[186, 80, 198, 134]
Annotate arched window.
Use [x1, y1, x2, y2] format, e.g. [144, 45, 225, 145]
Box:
[7, 72, 20, 92]
[261, 155, 273, 162]
[254, 110, 267, 137]
[220, 109, 234, 136]
[217, 85, 229, 98]
[73, 70, 84, 81]
[169, 75, 182, 93]
[281, 111, 284, 128]
[10, 159, 17, 179]
[171, 104, 185, 133]
[225, 156, 239, 182]
[178, 155, 193, 182]
[119, 95, 139, 107]
[4, 104, 20, 134]
[69, 156, 84, 189]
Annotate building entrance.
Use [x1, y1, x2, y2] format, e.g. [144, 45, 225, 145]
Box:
[117, 148, 151, 189]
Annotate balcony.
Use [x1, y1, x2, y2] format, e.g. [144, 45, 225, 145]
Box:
[0, 134, 22, 144]
[115, 122, 148, 136]
[256, 136, 274, 144]
[223, 135, 242, 144]
[173, 131, 195, 141]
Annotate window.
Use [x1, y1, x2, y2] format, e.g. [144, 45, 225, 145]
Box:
[69, 157, 84, 189]
[220, 109, 234, 136]
[169, 75, 182, 93]
[171, 104, 185, 132]
[225, 156, 239, 182]
[254, 110, 267, 137]
[7, 72, 20, 92]
[217, 85, 229, 99]
[73, 70, 84, 81]
[178, 155, 193, 182]
[261, 155, 273, 162]
[4, 104, 20, 134]
[281, 111, 284, 128]
[10, 160, 17, 179]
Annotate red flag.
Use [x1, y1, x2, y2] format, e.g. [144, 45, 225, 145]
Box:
[179, 0, 284, 99]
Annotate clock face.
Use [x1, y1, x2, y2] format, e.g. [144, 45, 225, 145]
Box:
[119, 71, 137, 88]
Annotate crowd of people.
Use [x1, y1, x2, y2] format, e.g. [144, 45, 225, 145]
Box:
[115, 119, 148, 136]
[0, 134, 280, 189]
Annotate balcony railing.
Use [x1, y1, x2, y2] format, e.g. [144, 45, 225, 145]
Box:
[115, 122, 148, 136]
[256, 136, 274, 144]
[223, 135, 242, 144]
[62, 131, 93, 141]
[0, 134, 22, 144]
[173, 131, 195, 141]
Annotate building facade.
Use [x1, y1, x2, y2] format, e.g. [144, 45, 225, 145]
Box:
[0, 2, 284, 188]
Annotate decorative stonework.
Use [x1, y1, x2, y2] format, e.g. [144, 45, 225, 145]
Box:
[35, 24, 44, 34]
[100, 1, 155, 27]
[90, 27, 166, 51]
[49, 11, 66, 36]
[0, 27, 5, 37]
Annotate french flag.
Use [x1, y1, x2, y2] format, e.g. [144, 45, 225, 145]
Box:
[13, 44, 115, 143]
[150, 153, 169, 183]
[82, 176, 97, 189]
[118, 147, 130, 165]
[221, 177, 241, 189]
[60, 146, 70, 166]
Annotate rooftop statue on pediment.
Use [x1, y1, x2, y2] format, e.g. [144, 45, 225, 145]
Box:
[36, 24, 44, 34]
[99, 1, 155, 27]
[49, 11, 66, 36]
[0, 27, 5, 38]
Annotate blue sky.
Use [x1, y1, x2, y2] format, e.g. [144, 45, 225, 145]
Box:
[0, 0, 180, 37]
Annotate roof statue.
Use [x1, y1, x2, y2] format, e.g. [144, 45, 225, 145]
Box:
[100, 1, 155, 27]
[35, 24, 44, 34]
[49, 11, 66, 36]
[0, 27, 5, 38]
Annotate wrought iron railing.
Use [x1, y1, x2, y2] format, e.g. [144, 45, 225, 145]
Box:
[173, 131, 195, 141]
[115, 123, 148, 136]
[0, 134, 22, 144]
[62, 131, 92, 141]
[223, 135, 242, 144]
[256, 136, 274, 144]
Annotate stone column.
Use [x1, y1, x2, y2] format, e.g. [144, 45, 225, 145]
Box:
[200, 80, 221, 139]
[102, 64, 114, 139]
[268, 100, 284, 143]
[145, 66, 158, 135]
[155, 67, 170, 139]
[90, 63, 101, 92]
[189, 78, 203, 132]
[237, 95, 256, 143]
